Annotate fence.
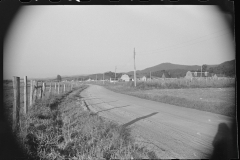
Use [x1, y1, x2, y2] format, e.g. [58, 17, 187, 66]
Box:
[11, 76, 81, 132]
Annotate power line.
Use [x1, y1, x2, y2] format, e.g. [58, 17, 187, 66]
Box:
[137, 28, 231, 55]
[137, 28, 230, 54]
[137, 31, 231, 56]
[116, 55, 134, 72]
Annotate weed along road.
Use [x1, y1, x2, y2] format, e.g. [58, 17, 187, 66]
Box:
[80, 84, 233, 159]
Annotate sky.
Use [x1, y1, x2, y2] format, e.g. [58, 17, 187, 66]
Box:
[4, 5, 234, 79]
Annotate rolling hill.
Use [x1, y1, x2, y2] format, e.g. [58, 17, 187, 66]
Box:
[127, 62, 218, 75]
[125, 60, 234, 78]
[207, 59, 235, 77]
[54, 59, 235, 80]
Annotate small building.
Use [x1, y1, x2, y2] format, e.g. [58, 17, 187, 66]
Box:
[141, 76, 147, 81]
[120, 74, 130, 82]
[213, 74, 218, 79]
[186, 71, 210, 79]
[162, 73, 166, 79]
[185, 71, 193, 79]
[192, 72, 209, 77]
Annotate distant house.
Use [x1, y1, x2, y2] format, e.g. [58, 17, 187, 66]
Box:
[185, 71, 193, 79]
[140, 76, 147, 81]
[213, 74, 218, 79]
[193, 71, 209, 77]
[186, 71, 210, 78]
[162, 73, 166, 78]
[120, 74, 130, 82]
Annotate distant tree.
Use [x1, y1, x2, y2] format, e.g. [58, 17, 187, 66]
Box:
[57, 75, 61, 82]
[208, 67, 214, 73]
[202, 64, 208, 72]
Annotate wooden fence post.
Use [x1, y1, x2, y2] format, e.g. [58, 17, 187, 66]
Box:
[39, 81, 42, 99]
[49, 82, 51, 93]
[30, 80, 33, 106]
[24, 76, 28, 114]
[42, 82, 45, 97]
[58, 83, 60, 94]
[55, 83, 57, 93]
[12, 76, 20, 132]
[33, 80, 35, 102]
[34, 81, 38, 102]
[60, 83, 61, 93]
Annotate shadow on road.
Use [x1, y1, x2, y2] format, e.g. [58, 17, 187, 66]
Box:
[91, 105, 130, 115]
[89, 100, 118, 105]
[82, 97, 101, 100]
[121, 112, 158, 128]
[210, 121, 238, 160]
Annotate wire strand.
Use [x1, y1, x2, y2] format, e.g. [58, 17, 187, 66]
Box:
[136, 28, 231, 55]
[137, 31, 231, 56]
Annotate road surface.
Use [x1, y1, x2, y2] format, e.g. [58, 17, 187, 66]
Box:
[80, 85, 233, 159]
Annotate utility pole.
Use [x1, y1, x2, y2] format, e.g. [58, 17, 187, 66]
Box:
[150, 71, 151, 81]
[115, 66, 117, 80]
[96, 74, 97, 81]
[103, 72, 104, 84]
[134, 48, 136, 87]
[114, 66, 117, 84]
[201, 65, 202, 77]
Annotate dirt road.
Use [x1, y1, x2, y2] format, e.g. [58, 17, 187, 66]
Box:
[80, 84, 233, 159]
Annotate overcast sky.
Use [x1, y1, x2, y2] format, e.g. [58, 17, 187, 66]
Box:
[4, 5, 234, 79]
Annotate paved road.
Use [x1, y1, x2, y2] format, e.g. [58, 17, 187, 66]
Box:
[80, 85, 233, 159]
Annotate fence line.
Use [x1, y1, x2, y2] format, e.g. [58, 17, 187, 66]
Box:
[24, 76, 28, 114]
[12, 76, 20, 132]
[11, 76, 79, 133]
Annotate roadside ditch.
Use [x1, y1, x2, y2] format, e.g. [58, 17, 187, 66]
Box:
[14, 85, 157, 160]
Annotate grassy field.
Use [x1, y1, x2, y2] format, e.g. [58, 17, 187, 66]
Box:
[91, 80, 235, 117]
[114, 77, 235, 90]
[3, 84, 157, 159]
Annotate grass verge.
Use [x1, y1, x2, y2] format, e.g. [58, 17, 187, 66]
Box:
[15, 85, 157, 159]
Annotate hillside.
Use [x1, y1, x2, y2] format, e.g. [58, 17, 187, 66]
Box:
[127, 62, 219, 75]
[48, 60, 234, 81]
[208, 60, 235, 77]
[125, 60, 234, 78]
[83, 72, 123, 80]
[141, 63, 200, 73]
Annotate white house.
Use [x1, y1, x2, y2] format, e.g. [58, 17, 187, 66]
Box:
[120, 74, 130, 82]
[141, 76, 147, 81]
